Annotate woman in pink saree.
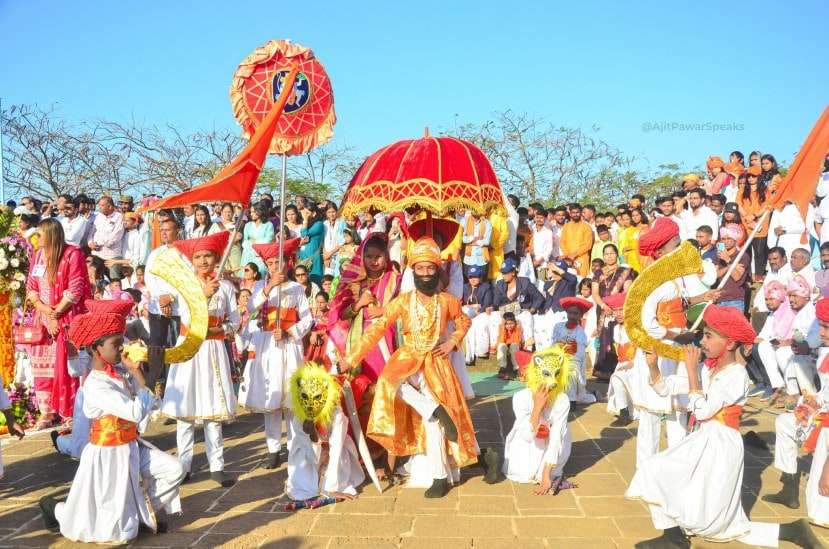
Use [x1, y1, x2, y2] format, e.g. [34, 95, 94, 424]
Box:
[25, 218, 91, 427]
[328, 233, 401, 383]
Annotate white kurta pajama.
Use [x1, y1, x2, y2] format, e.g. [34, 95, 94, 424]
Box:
[606, 324, 639, 420]
[161, 280, 239, 473]
[238, 281, 312, 454]
[627, 363, 781, 546]
[55, 370, 185, 545]
[502, 388, 571, 483]
[550, 322, 594, 404]
[56, 353, 93, 459]
[286, 408, 366, 500]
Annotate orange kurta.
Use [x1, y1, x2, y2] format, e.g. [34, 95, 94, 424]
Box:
[738, 189, 771, 238]
[560, 220, 594, 277]
[345, 291, 477, 466]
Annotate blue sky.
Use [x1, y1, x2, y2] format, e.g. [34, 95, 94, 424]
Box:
[2, 0, 828, 185]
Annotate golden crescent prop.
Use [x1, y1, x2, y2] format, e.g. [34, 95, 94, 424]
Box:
[623, 241, 702, 361]
[122, 248, 208, 364]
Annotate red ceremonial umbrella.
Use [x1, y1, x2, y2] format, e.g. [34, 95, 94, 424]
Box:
[340, 130, 505, 219]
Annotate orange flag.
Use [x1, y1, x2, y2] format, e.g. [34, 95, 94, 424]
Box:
[768, 104, 829, 216]
[139, 65, 300, 213]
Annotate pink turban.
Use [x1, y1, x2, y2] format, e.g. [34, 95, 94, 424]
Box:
[764, 280, 787, 302]
[719, 224, 746, 247]
[787, 275, 812, 298]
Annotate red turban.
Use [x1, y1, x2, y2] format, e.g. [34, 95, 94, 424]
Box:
[68, 299, 132, 348]
[602, 292, 626, 309]
[253, 238, 301, 262]
[638, 218, 679, 258]
[702, 305, 756, 344]
[816, 298, 829, 322]
[707, 156, 725, 169]
[408, 217, 460, 252]
[173, 231, 230, 262]
[560, 297, 593, 314]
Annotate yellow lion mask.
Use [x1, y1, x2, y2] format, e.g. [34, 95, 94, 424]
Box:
[526, 343, 575, 405]
[290, 362, 342, 428]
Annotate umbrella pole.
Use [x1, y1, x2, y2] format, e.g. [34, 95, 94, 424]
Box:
[216, 213, 244, 278]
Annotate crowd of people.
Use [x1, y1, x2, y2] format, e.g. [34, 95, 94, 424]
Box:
[2, 149, 829, 547]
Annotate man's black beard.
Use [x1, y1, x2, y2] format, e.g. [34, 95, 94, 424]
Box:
[413, 274, 440, 296]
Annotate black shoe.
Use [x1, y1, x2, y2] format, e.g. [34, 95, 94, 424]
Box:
[465, 360, 475, 367]
[210, 471, 235, 487]
[424, 478, 449, 499]
[609, 414, 633, 428]
[182, 472, 191, 484]
[38, 496, 60, 533]
[479, 448, 499, 484]
[263, 452, 280, 470]
[779, 518, 823, 549]
[634, 527, 689, 548]
[761, 472, 800, 509]
[497, 368, 506, 379]
[432, 405, 458, 442]
[50, 431, 60, 453]
[478, 353, 489, 360]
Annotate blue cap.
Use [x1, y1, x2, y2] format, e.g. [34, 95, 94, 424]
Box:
[552, 260, 568, 271]
[467, 264, 485, 278]
[500, 258, 518, 273]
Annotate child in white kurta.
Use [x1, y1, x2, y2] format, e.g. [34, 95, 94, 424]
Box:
[238, 240, 312, 469]
[627, 306, 822, 549]
[552, 297, 595, 405]
[161, 232, 240, 486]
[502, 387, 570, 486]
[54, 350, 92, 459]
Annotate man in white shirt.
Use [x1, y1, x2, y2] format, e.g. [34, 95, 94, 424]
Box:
[768, 202, 808, 259]
[789, 247, 819, 301]
[530, 208, 553, 281]
[108, 212, 152, 275]
[146, 218, 184, 353]
[550, 206, 567, 259]
[751, 247, 793, 314]
[59, 197, 89, 248]
[181, 205, 196, 239]
[680, 188, 719, 241]
[89, 196, 124, 280]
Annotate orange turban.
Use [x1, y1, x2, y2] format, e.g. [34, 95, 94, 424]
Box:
[638, 217, 679, 258]
[124, 211, 142, 222]
[560, 297, 593, 314]
[702, 305, 756, 344]
[706, 156, 725, 169]
[817, 298, 829, 322]
[68, 299, 132, 348]
[723, 162, 741, 176]
[408, 237, 442, 267]
[173, 231, 230, 262]
[602, 292, 626, 309]
[253, 238, 301, 262]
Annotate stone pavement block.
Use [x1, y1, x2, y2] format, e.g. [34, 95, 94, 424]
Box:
[400, 538, 471, 548]
[412, 515, 511, 538]
[326, 494, 396, 515]
[128, 531, 206, 547]
[319, 537, 399, 548]
[512, 484, 578, 511]
[549, 539, 616, 549]
[576, 495, 649, 517]
[570, 473, 629, 496]
[211, 511, 312, 537]
[254, 534, 317, 549]
[472, 537, 546, 548]
[457, 495, 515, 516]
[456, 476, 514, 496]
[312, 515, 413, 537]
[393, 486, 459, 514]
[514, 517, 619, 538]
[612, 515, 658, 538]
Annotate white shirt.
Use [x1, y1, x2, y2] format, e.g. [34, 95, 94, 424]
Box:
[121, 225, 151, 269]
[61, 215, 89, 248]
[767, 203, 807, 258]
[680, 205, 720, 241]
[531, 225, 553, 265]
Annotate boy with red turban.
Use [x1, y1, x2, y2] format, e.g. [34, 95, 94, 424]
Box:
[627, 306, 822, 548]
[160, 231, 240, 487]
[552, 297, 594, 404]
[237, 238, 312, 470]
[40, 300, 185, 544]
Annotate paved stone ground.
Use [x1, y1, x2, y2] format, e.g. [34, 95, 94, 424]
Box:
[0, 373, 827, 548]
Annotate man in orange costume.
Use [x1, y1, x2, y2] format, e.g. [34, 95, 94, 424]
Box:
[558, 203, 594, 278]
[339, 236, 482, 498]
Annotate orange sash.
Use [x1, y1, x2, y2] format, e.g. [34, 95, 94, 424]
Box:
[702, 404, 743, 431]
[616, 341, 637, 362]
[464, 217, 490, 262]
[263, 307, 298, 332]
[803, 412, 829, 454]
[182, 315, 227, 340]
[656, 297, 685, 329]
[89, 415, 138, 446]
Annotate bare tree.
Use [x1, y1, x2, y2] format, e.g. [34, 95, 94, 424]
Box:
[450, 111, 635, 207]
[286, 141, 361, 200]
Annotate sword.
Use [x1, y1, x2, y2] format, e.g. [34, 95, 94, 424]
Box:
[341, 379, 383, 494]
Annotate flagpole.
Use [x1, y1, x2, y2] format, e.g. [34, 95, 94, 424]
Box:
[0, 97, 5, 205]
[689, 207, 771, 330]
[216, 212, 244, 278]
[276, 153, 288, 332]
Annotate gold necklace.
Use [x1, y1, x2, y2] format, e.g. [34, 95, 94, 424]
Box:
[410, 292, 440, 353]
